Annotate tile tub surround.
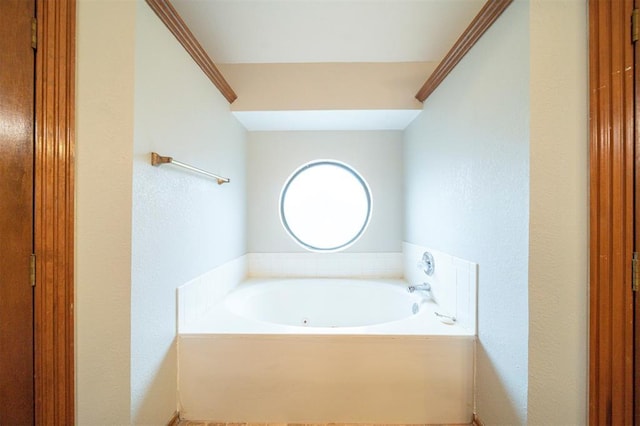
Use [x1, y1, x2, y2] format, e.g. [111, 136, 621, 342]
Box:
[247, 252, 403, 278]
[177, 253, 403, 332]
[181, 278, 472, 336]
[403, 242, 477, 334]
[177, 255, 248, 332]
[178, 249, 475, 333]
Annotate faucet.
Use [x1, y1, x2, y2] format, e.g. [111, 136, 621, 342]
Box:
[407, 282, 432, 294]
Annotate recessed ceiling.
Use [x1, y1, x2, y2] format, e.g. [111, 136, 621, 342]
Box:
[232, 109, 422, 131]
[168, 0, 486, 130]
[170, 0, 485, 64]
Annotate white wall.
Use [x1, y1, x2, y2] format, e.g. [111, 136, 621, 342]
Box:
[528, 0, 587, 424]
[77, 1, 247, 424]
[248, 131, 403, 253]
[76, 0, 136, 423]
[404, 2, 530, 424]
[131, 1, 247, 424]
[404, 1, 589, 424]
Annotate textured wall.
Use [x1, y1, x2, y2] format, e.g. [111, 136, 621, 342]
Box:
[76, 0, 136, 423]
[247, 131, 403, 253]
[528, 0, 588, 423]
[131, 2, 247, 424]
[404, 2, 530, 423]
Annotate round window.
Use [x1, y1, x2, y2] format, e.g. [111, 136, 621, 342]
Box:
[279, 160, 372, 252]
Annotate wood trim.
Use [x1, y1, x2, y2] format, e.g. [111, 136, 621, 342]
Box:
[34, 0, 75, 423]
[588, 0, 636, 424]
[472, 413, 484, 426]
[167, 411, 180, 426]
[145, 0, 237, 104]
[634, 3, 640, 424]
[415, 0, 513, 103]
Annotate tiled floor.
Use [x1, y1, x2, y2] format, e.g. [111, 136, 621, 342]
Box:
[177, 423, 460, 426]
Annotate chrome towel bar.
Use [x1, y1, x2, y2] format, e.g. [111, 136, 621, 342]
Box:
[150, 152, 230, 185]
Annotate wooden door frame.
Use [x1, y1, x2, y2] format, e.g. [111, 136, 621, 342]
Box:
[589, 0, 636, 424]
[633, 0, 640, 424]
[34, 0, 75, 423]
[634, 2, 640, 422]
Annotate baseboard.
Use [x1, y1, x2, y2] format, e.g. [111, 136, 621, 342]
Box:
[472, 413, 484, 426]
[167, 411, 180, 426]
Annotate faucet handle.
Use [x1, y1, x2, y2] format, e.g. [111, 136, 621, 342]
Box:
[417, 251, 435, 276]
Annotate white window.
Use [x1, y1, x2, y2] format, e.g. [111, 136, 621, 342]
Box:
[279, 160, 372, 252]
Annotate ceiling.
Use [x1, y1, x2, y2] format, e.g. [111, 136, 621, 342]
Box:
[168, 0, 486, 130]
[170, 0, 485, 64]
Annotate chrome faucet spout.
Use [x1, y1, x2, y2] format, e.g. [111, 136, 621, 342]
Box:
[407, 282, 431, 293]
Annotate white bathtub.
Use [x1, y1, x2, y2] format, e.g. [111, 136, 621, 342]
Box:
[226, 279, 420, 328]
[178, 278, 475, 423]
[182, 278, 473, 335]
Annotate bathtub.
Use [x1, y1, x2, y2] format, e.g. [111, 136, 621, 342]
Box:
[226, 279, 420, 328]
[178, 278, 475, 423]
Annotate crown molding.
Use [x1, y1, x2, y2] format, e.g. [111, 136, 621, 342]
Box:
[415, 0, 513, 103]
[145, 0, 237, 104]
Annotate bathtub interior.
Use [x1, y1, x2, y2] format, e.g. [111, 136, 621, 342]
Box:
[225, 278, 423, 328]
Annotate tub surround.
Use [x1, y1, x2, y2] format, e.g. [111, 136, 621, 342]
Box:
[177, 255, 248, 334]
[248, 252, 403, 278]
[181, 278, 470, 336]
[177, 248, 478, 335]
[403, 242, 478, 334]
[177, 252, 404, 332]
[177, 248, 476, 334]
